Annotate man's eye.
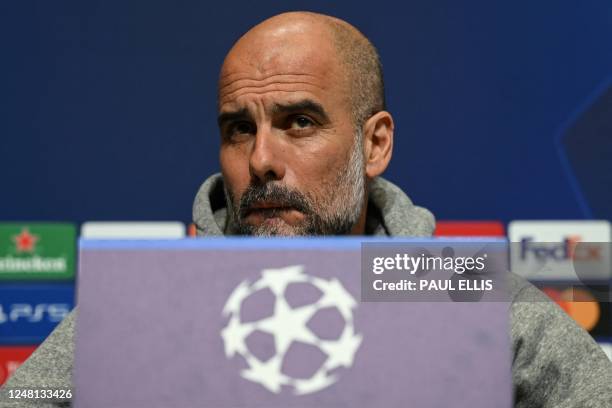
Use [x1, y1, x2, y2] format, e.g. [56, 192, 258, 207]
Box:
[228, 121, 255, 136]
[290, 116, 315, 129]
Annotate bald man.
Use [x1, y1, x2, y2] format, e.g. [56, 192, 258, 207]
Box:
[3, 11, 611, 408]
[204, 12, 411, 237]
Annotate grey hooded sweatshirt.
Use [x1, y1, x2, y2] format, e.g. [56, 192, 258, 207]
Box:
[2, 174, 611, 408]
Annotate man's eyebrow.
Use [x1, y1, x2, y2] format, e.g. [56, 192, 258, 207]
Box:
[272, 100, 330, 122]
[217, 108, 249, 127]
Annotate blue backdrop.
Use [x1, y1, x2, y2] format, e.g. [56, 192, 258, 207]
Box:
[2, 1, 611, 224]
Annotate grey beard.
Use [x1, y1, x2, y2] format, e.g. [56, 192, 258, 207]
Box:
[224, 130, 366, 236]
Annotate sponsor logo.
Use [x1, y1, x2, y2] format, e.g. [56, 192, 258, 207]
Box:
[508, 221, 611, 281]
[13, 228, 38, 253]
[0, 256, 67, 273]
[0, 224, 75, 280]
[540, 287, 601, 332]
[0, 228, 66, 272]
[0, 284, 74, 344]
[0, 304, 70, 324]
[0, 346, 37, 385]
[520, 236, 602, 261]
[221, 265, 362, 395]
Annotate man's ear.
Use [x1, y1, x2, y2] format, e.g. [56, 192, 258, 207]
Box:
[362, 111, 394, 179]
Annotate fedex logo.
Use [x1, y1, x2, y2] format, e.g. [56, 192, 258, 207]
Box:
[509, 221, 610, 281]
[520, 237, 602, 261]
[0, 304, 70, 324]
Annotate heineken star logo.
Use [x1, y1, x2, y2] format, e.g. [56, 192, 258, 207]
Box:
[12, 228, 39, 253]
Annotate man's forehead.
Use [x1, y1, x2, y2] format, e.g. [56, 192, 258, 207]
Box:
[220, 41, 338, 87]
[218, 18, 346, 109]
[218, 69, 329, 113]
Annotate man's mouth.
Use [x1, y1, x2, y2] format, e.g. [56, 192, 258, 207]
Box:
[250, 201, 288, 210]
[243, 202, 301, 219]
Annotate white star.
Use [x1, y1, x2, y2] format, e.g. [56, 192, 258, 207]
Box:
[316, 278, 357, 318]
[254, 265, 308, 296]
[320, 328, 363, 369]
[220, 316, 253, 358]
[256, 296, 319, 355]
[241, 355, 287, 393]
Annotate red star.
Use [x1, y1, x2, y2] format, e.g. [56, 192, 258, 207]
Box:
[12, 228, 39, 253]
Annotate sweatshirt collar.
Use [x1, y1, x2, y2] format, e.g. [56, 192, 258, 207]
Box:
[192, 173, 434, 237]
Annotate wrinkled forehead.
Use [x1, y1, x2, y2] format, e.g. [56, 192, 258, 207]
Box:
[218, 28, 347, 111]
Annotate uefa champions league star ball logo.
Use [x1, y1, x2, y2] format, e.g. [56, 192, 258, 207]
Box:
[220, 265, 363, 395]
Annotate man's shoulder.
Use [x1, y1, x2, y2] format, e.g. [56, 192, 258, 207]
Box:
[507, 273, 607, 365]
[507, 275, 612, 407]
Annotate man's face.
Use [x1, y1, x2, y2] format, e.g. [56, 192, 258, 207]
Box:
[217, 22, 365, 236]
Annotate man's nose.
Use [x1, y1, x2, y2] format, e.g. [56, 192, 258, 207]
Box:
[249, 127, 286, 183]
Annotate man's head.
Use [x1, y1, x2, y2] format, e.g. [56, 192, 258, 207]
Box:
[217, 11, 394, 236]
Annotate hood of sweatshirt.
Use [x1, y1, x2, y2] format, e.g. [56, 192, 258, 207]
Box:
[192, 173, 435, 237]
